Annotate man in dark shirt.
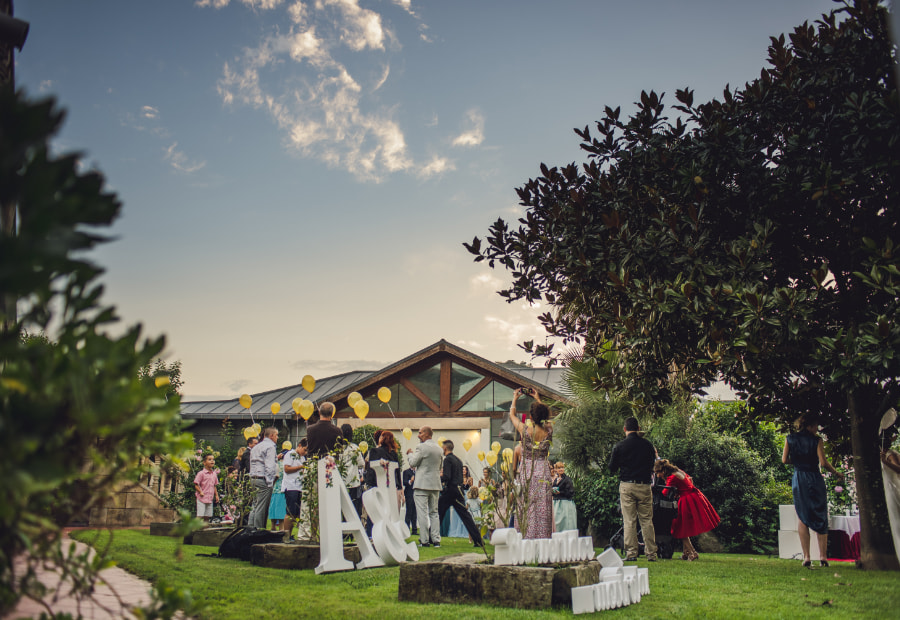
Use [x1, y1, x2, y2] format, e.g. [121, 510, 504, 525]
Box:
[402, 452, 418, 535]
[438, 440, 484, 547]
[239, 436, 258, 477]
[608, 417, 658, 561]
[306, 402, 344, 458]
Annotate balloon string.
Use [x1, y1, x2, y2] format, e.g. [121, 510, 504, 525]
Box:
[387, 402, 395, 418]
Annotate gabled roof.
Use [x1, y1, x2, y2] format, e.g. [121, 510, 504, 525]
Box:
[180, 339, 572, 419]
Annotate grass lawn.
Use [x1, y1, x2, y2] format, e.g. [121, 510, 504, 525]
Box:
[70, 529, 898, 619]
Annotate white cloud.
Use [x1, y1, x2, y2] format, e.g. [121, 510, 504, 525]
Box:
[485, 315, 544, 347]
[417, 155, 454, 179]
[452, 109, 485, 147]
[470, 272, 502, 292]
[204, 0, 459, 182]
[39, 80, 53, 92]
[164, 142, 207, 174]
[141, 105, 159, 119]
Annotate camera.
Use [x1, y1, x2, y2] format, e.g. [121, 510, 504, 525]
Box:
[520, 386, 534, 395]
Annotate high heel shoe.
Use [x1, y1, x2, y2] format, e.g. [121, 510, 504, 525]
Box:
[689, 551, 699, 561]
[802, 560, 812, 569]
[681, 552, 690, 560]
[820, 560, 829, 568]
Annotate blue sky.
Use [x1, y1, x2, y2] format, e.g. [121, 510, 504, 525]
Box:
[16, 0, 836, 399]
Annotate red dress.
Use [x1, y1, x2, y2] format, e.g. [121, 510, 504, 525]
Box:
[664, 473, 720, 538]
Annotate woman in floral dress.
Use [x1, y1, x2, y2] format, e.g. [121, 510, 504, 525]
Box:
[508, 387, 553, 539]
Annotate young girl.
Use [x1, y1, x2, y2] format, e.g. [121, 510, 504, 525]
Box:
[653, 459, 720, 561]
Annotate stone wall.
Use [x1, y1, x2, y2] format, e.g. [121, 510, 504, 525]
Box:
[87, 481, 175, 527]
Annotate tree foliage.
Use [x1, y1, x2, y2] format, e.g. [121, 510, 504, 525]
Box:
[466, 0, 899, 568]
[0, 90, 193, 613]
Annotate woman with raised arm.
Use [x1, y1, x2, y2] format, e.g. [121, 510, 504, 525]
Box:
[782, 412, 843, 569]
[508, 387, 553, 539]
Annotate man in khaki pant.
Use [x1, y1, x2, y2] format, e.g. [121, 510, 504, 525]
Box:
[609, 417, 658, 561]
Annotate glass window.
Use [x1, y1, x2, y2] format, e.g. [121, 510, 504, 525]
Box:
[450, 363, 485, 404]
[398, 384, 430, 412]
[459, 381, 494, 411]
[495, 383, 533, 414]
[408, 363, 441, 405]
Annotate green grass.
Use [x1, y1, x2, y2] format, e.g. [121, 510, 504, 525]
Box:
[70, 529, 899, 619]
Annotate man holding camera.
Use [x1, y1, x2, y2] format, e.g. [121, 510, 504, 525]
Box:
[609, 417, 658, 561]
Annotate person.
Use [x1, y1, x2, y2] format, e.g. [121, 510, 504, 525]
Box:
[783, 412, 843, 568]
[268, 442, 290, 530]
[222, 466, 238, 523]
[369, 430, 402, 507]
[408, 426, 443, 547]
[306, 402, 343, 458]
[609, 416, 658, 561]
[438, 440, 484, 547]
[239, 436, 258, 476]
[461, 465, 474, 492]
[282, 437, 307, 540]
[233, 447, 245, 471]
[403, 450, 418, 535]
[193, 454, 219, 523]
[466, 486, 482, 520]
[248, 427, 278, 529]
[653, 459, 720, 561]
[508, 387, 554, 539]
[552, 461, 577, 533]
[340, 424, 365, 519]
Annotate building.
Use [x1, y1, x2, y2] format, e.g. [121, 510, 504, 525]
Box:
[180, 339, 574, 474]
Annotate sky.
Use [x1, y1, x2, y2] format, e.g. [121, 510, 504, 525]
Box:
[15, 0, 837, 401]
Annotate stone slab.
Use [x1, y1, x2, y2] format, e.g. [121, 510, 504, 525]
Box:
[185, 527, 236, 547]
[251, 543, 362, 570]
[398, 553, 602, 609]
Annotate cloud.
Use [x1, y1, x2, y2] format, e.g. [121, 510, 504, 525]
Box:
[206, 0, 452, 182]
[485, 315, 545, 347]
[196, 0, 284, 8]
[417, 155, 454, 179]
[451, 109, 485, 147]
[164, 142, 207, 173]
[142, 105, 159, 119]
[225, 378, 252, 392]
[290, 359, 386, 375]
[39, 80, 53, 92]
[470, 272, 502, 292]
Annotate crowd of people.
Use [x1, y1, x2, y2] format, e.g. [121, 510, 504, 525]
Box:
[194, 389, 860, 568]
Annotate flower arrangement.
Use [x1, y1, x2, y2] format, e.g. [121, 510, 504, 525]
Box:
[826, 456, 856, 515]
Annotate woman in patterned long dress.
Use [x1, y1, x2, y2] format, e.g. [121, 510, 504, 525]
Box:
[508, 387, 554, 539]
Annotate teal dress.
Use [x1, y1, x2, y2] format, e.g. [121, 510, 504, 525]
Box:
[787, 430, 828, 535]
[268, 463, 286, 521]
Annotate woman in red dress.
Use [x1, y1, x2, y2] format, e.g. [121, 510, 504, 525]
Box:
[653, 459, 720, 561]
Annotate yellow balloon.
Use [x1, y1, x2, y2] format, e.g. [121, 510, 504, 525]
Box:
[477, 450, 486, 462]
[462, 438, 472, 452]
[486, 452, 498, 466]
[251, 423, 261, 435]
[270, 402, 281, 415]
[502, 447, 514, 462]
[292, 398, 302, 414]
[348, 391, 362, 407]
[479, 487, 490, 501]
[353, 400, 369, 420]
[491, 441, 501, 454]
[377, 386, 391, 403]
[239, 394, 253, 409]
[154, 376, 170, 388]
[501, 462, 509, 473]
[299, 399, 315, 421]
[242, 427, 252, 440]
[358, 441, 368, 454]
[282, 441, 292, 450]
[301, 375, 316, 393]
[526, 418, 534, 428]
[437, 436, 447, 445]
[402, 427, 413, 441]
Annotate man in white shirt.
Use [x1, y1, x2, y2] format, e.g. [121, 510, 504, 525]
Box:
[282, 437, 307, 539]
[248, 427, 278, 529]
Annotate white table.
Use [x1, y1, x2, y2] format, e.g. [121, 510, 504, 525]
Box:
[829, 514, 860, 538]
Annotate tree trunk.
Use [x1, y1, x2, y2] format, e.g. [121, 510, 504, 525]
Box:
[848, 387, 899, 570]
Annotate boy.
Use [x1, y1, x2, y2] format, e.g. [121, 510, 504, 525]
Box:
[194, 454, 220, 523]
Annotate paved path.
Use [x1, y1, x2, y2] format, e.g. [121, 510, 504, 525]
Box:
[4, 537, 154, 620]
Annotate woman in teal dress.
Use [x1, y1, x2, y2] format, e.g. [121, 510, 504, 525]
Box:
[782, 412, 843, 568]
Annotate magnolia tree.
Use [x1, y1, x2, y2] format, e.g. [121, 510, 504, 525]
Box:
[466, 0, 899, 569]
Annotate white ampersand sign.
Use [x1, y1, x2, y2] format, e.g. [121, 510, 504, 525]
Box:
[362, 458, 419, 565]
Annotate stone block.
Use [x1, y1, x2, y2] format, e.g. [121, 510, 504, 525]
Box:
[89, 508, 108, 526]
[251, 543, 362, 570]
[398, 552, 602, 609]
[149, 522, 180, 537]
[125, 492, 158, 510]
[187, 527, 236, 548]
[145, 509, 176, 524]
[101, 494, 127, 509]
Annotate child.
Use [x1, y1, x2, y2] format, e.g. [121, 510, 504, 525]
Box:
[194, 454, 220, 523]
